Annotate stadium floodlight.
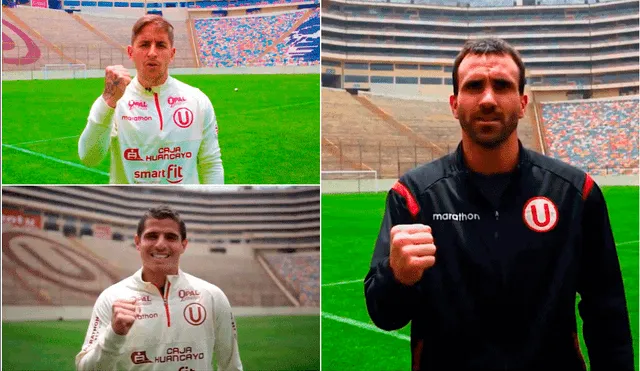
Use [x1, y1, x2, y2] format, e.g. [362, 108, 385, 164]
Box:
[321, 170, 379, 194]
[43, 63, 87, 80]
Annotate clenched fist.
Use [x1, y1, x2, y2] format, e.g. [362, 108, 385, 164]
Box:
[111, 298, 138, 336]
[102, 65, 132, 108]
[389, 224, 437, 286]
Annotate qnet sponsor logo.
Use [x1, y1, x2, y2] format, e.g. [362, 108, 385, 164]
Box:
[134, 164, 184, 184]
[121, 115, 152, 122]
[128, 100, 148, 110]
[167, 96, 187, 108]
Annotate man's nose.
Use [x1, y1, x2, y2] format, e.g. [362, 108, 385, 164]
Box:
[148, 44, 158, 57]
[479, 87, 497, 109]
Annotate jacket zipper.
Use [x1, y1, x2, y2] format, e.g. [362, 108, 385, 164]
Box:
[159, 281, 171, 327]
[494, 210, 499, 239]
[154, 93, 163, 131]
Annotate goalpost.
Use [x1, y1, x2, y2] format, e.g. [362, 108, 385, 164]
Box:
[321, 170, 379, 194]
[42, 63, 87, 80]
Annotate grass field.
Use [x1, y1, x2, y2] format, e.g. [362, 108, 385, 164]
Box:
[2, 74, 319, 184]
[2, 315, 319, 370]
[321, 187, 639, 370]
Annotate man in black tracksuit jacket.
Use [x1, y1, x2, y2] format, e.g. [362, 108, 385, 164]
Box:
[364, 39, 633, 370]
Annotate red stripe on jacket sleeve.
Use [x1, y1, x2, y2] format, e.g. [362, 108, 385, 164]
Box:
[391, 181, 420, 219]
[582, 174, 594, 201]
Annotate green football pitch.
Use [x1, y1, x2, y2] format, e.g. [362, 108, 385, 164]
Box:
[2, 315, 319, 370]
[1, 74, 319, 184]
[321, 186, 639, 370]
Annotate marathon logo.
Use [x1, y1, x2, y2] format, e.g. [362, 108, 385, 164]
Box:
[134, 164, 184, 184]
[178, 289, 201, 302]
[128, 100, 148, 110]
[121, 115, 152, 122]
[155, 347, 205, 363]
[433, 213, 480, 221]
[87, 316, 101, 346]
[167, 96, 187, 108]
[146, 147, 193, 162]
[135, 312, 159, 320]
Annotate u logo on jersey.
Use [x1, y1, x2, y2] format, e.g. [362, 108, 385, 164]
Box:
[173, 108, 194, 128]
[523, 197, 559, 232]
[184, 303, 206, 326]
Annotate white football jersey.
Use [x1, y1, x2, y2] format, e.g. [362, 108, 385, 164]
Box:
[76, 269, 242, 371]
[79, 76, 223, 184]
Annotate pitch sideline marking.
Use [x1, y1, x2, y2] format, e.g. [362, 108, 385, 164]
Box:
[10, 135, 80, 146]
[322, 279, 361, 287]
[617, 240, 639, 246]
[2, 144, 109, 177]
[322, 312, 409, 341]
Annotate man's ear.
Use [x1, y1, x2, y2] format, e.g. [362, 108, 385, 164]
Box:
[449, 95, 459, 119]
[519, 94, 529, 119]
[134, 234, 141, 251]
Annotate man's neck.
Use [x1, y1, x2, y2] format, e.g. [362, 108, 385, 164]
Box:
[141, 268, 172, 293]
[461, 134, 519, 175]
[139, 74, 169, 90]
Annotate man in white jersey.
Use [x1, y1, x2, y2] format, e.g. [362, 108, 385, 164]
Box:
[79, 15, 224, 184]
[76, 206, 242, 371]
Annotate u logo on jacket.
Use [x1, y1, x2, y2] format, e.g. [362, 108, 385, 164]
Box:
[183, 303, 206, 326]
[173, 108, 194, 128]
[523, 197, 559, 232]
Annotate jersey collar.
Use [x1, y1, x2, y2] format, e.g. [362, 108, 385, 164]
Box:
[130, 75, 174, 95]
[452, 139, 530, 176]
[132, 267, 185, 293]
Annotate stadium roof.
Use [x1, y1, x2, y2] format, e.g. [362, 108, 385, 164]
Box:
[355, 0, 630, 7]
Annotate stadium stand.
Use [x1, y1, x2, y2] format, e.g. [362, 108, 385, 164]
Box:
[3, 1, 319, 70]
[3, 6, 125, 69]
[541, 97, 639, 175]
[194, 8, 319, 67]
[2, 186, 319, 307]
[261, 251, 319, 306]
[321, 0, 639, 179]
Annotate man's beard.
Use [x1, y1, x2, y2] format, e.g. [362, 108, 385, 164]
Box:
[459, 112, 519, 149]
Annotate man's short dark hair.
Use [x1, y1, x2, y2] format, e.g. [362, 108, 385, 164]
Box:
[137, 205, 186, 240]
[131, 15, 174, 46]
[452, 38, 526, 96]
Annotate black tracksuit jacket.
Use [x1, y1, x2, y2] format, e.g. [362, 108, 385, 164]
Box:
[365, 142, 633, 371]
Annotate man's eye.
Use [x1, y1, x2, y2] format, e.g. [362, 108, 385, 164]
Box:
[466, 81, 482, 90]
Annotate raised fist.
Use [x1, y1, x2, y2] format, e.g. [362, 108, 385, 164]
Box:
[111, 298, 138, 336]
[389, 224, 437, 286]
[102, 65, 132, 108]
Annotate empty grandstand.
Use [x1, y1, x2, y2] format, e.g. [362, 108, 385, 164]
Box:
[321, 0, 639, 179]
[2, 0, 319, 70]
[2, 186, 320, 309]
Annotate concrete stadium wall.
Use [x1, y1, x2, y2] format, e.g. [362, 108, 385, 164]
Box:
[2, 65, 319, 81]
[322, 175, 639, 194]
[2, 305, 318, 322]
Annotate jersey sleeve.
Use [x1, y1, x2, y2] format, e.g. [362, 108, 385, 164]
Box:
[75, 292, 127, 371]
[577, 177, 633, 370]
[197, 94, 224, 184]
[79, 96, 116, 167]
[212, 288, 243, 371]
[364, 180, 421, 331]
